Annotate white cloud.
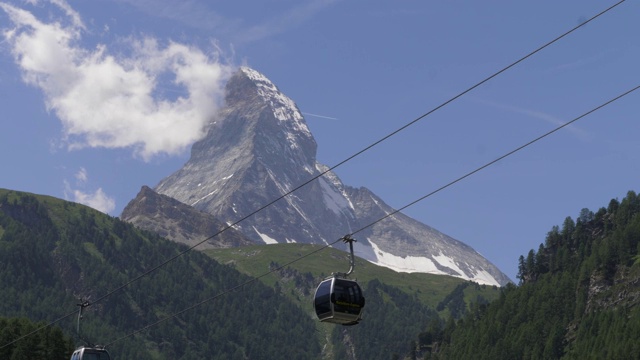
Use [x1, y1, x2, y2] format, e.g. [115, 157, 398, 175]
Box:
[49, 0, 85, 30]
[1, 0, 234, 161]
[63, 172, 116, 214]
[72, 187, 116, 214]
[75, 167, 88, 183]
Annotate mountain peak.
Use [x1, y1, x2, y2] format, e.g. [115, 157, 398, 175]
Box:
[217, 67, 317, 172]
[226, 67, 312, 139]
[148, 68, 512, 286]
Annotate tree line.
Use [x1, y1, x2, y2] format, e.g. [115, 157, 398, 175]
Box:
[411, 191, 640, 359]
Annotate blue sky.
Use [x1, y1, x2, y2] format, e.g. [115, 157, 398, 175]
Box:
[1, 0, 639, 281]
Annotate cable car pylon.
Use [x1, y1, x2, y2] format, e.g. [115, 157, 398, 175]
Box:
[313, 235, 365, 326]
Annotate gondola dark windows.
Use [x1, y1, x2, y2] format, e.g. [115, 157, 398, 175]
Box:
[313, 277, 365, 325]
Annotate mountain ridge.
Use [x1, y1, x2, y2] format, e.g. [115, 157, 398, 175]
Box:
[136, 66, 511, 286]
[121, 185, 253, 249]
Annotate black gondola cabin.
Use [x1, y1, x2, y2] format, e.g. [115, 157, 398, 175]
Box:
[313, 276, 365, 325]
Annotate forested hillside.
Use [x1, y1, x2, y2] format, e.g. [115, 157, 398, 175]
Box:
[13, 186, 638, 359]
[0, 189, 320, 359]
[0, 316, 74, 359]
[0, 188, 503, 359]
[421, 191, 640, 359]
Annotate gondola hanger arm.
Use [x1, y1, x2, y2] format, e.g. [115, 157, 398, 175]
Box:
[335, 235, 356, 277]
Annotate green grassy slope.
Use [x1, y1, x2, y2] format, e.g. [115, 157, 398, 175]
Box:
[205, 243, 500, 314]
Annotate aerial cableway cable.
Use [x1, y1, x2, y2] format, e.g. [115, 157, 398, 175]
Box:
[105, 237, 346, 347]
[105, 82, 640, 347]
[0, 0, 627, 351]
[80, 0, 627, 310]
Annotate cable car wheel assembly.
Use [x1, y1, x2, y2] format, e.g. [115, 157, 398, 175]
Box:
[313, 235, 365, 326]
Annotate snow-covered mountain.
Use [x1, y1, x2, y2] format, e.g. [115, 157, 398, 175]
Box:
[145, 67, 511, 286]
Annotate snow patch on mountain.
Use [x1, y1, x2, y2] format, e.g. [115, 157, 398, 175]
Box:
[368, 239, 500, 286]
[319, 176, 353, 216]
[471, 269, 501, 287]
[369, 239, 439, 273]
[316, 163, 355, 215]
[191, 189, 219, 206]
[254, 226, 278, 244]
[433, 253, 465, 277]
[190, 174, 234, 206]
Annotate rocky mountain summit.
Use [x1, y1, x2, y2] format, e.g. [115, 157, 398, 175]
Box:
[124, 67, 511, 286]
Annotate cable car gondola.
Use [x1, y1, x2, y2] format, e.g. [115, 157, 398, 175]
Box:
[70, 301, 112, 360]
[313, 235, 365, 325]
[70, 346, 111, 360]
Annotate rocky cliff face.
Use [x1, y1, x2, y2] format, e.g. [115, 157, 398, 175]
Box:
[132, 67, 511, 286]
[121, 185, 253, 249]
